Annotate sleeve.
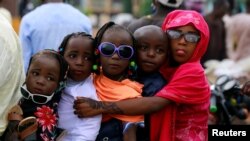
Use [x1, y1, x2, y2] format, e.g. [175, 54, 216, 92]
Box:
[19, 19, 33, 72]
[156, 63, 210, 104]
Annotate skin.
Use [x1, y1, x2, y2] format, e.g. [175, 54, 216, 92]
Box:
[63, 36, 93, 81]
[134, 25, 168, 73]
[26, 55, 60, 96]
[242, 81, 250, 96]
[73, 25, 199, 118]
[170, 25, 199, 64]
[100, 30, 133, 81]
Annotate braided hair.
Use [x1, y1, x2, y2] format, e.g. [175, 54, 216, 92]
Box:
[94, 21, 137, 80]
[58, 32, 97, 72]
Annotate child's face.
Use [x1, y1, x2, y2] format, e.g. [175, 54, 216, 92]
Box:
[26, 55, 60, 96]
[136, 30, 168, 73]
[100, 30, 133, 80]
[168, 25, 199, 64]
[64, 36, 93, 81]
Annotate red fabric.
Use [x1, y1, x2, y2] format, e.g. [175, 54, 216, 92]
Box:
[150, 10, 210, 141]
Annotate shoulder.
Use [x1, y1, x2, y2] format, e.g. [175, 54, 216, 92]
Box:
[177, 62, 203, 71]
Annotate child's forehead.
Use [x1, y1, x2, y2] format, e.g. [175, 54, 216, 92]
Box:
[134, 26, 165, 36]
[30, 55, 60, 71]
[32, 53, 58, 64]
[102, 30, 133, 43]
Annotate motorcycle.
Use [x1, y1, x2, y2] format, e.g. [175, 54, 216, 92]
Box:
[209, 75, 250, 125]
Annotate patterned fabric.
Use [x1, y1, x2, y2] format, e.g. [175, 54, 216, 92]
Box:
[150, 10, 210, 141]
[19, 91, 62, 141]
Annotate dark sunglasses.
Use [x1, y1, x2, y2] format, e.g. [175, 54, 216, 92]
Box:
[167, 30, 200, 43]
[21, 85, 55, 104]
[98, 42, 134, 59]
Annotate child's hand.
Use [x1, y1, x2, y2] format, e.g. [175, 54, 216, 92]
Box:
[73, 97, 102, 118]
[242, 81, 250, 96]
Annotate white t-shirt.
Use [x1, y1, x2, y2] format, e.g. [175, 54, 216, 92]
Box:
[58, 75, 102, 141]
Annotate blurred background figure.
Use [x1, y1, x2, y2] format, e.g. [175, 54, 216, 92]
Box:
[0, 0, 12, 23]
[111, 13, 135, 27]
[19, 0, 92, 72]
[18, 0, 35, 18]
[127, 0, 183, 33]
[226, 0, 250, 62]
[201, 0, 229, 67]
[0, 14, 25, 137]
[183, 0, 206, 14]
[201, 0, 250, 84]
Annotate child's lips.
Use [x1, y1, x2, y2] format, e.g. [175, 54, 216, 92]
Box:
[73, 70, 84, 75]
[109, 64, 120, 68]
[34, 88, 43, 94]
[142, 61, 155, 67]
[176, 49, 185, 56]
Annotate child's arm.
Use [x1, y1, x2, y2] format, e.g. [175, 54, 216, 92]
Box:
[74, 96, 171, 118]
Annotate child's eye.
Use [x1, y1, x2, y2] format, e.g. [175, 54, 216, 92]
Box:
[83, 56, 92, 61]
[156, 49, 163, 53]
[47, 76, 55, 81]
[156, 47, 166, 54]
[139, 45, 148, 51]
[69, 54, 76, 59]
[32, 71, 39, 76]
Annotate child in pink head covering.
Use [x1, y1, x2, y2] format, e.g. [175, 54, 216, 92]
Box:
[73, 10, 210, 141]
[152, 9, 210, 141]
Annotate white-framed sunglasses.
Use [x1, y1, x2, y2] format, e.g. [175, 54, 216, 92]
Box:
[20, 85, 55, 104]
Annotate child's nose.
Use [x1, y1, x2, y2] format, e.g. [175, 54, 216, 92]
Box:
[147, 49, 156, 57]
[36, 77, 46, 86]
[111, 52, 120, 59]
[76, 57, 84, 65]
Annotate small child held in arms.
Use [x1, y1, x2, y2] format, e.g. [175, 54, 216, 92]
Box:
[57, 32, 102, 140]
[3, 49, 68, 141]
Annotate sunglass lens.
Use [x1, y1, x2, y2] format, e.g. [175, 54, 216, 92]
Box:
[185, 34, 200, 43]
[119, 46, 133, 59]
[33, 95, 47, 104]
[101, 44, 115, 56]
[167, 30, 181, 39]
[21, 87, 30, 99]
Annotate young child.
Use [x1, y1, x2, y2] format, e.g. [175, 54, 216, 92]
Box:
[123, 25, 169, 141]
[3, 49, 68, 141]
[57, 32, 102, 140]
[74, 10, 211, 141]
[91, 21, 144, 141]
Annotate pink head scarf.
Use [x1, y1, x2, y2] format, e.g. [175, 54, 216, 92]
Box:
[162, 9, 209, 63]
[159, 10, 210, 103]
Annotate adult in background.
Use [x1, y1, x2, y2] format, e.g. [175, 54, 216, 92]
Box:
[0, 0, 12, 23]
[127, 0, 183, 33]
[0, 14, 25, 137]
[19, 0, 92, 72]
[201, 0, 229, 67]
[226, 0, 250, 61]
